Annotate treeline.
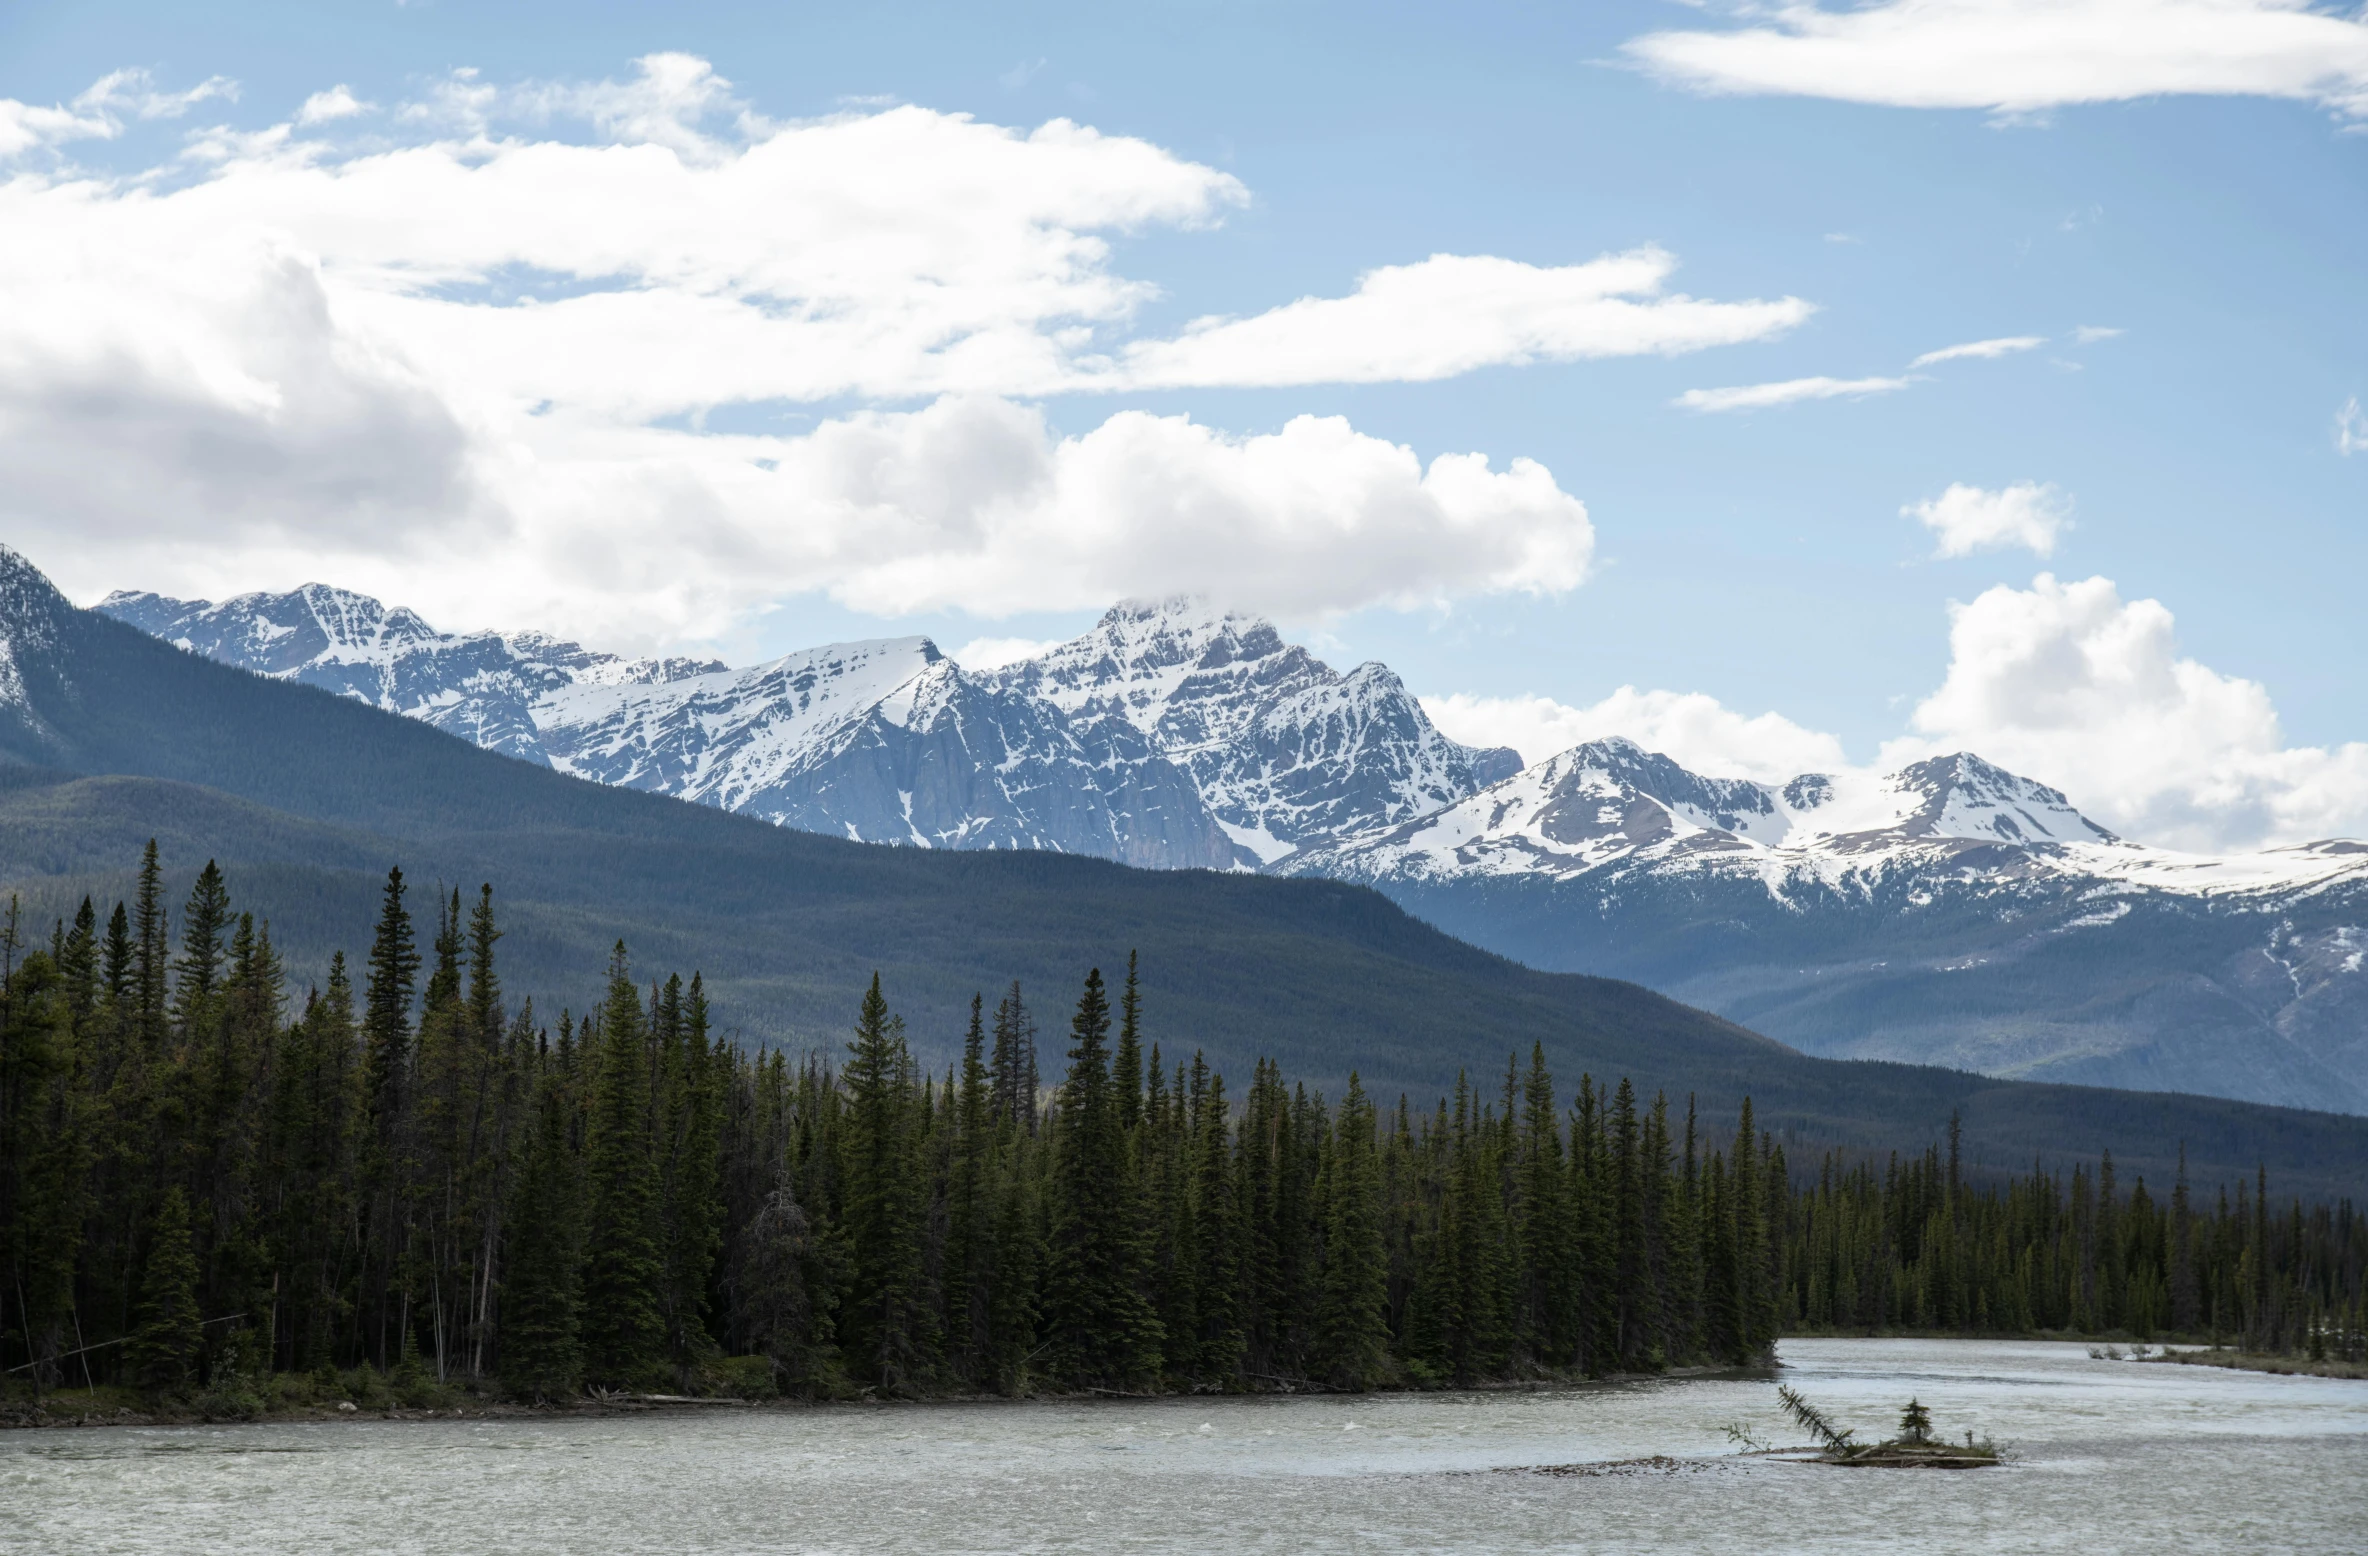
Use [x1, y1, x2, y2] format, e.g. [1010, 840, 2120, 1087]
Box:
[1, 852, 2361, 1404]
[1787, 1132, 2366, 1356]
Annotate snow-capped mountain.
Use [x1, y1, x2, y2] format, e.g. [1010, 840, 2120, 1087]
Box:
[99, 588, 1517, 872]
[98, 587, 1241, 868]
[1286, 737, 2368, 1112]
[102, 586, 727, 765]
[991, 599, 1520, 863]
[532, 637, 1238, 866]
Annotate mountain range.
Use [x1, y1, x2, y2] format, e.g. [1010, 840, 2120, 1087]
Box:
[26, 543, 2367, 1201]
[96, 578, 2368, 1113]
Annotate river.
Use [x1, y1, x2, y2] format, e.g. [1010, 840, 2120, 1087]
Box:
[4, 1340, 2363, 1553]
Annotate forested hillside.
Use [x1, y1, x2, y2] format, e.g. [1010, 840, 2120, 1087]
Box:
[5, 548, 2368, 1198]
[3, 857, 2356, 1405]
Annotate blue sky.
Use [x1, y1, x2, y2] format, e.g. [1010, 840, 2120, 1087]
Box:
[2, 1, 2364, 849]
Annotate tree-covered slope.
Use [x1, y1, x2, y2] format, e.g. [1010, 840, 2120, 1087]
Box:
[5, 548, 2367, 1198]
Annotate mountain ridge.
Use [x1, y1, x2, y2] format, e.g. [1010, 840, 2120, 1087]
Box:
[15, 542, 2368, 1197]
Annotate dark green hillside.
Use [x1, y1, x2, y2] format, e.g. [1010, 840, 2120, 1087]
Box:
[4, 548, 2367, 1199]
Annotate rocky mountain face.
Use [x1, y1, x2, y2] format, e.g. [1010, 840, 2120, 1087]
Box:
[96, 589, 1510, 872]
[989, 599, 1520, 863]
[1285, 738, 2368, 1113]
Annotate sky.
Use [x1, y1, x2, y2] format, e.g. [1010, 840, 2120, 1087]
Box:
[2, 0, 2364, 852]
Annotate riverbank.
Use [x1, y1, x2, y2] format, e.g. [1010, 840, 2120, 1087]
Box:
[0, 1360, 1779, 1431]
[2141, 1348, 2368, 1382]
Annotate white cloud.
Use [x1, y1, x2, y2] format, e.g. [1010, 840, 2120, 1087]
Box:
[1120, 248, 1813, 388]
[29, 392, 1592, 648]
[2074, 324, 2124, 343]
[1428, 574, 2367, 851]
[1910, 334, 2045, 367]
[2338, 396, 2368, 455]
[1625, 0, 2368, 120]
[0, 55, 1681, 644]
[1674, 374, 1912, 412]
[296, 86, 371, 125]
[950, 634, 1067, 670]
[1423, 688, 1847, 780]
[1885, 573, 2368, 849]
[0, 67, 236, 158]
[1907, 481, 2071, 557]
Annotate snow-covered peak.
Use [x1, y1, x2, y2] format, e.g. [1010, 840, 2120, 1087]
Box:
[997, 596, 1289, 732]
[1286, 732, 2364, 906]
[988, 600, 1519, 852]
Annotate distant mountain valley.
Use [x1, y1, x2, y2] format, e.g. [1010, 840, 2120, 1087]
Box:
[97, 580, 2368, 1113]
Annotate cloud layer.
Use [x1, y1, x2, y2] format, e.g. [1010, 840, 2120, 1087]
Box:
[1626, 0, 2368, 119]
[0, 54, 1805, 642]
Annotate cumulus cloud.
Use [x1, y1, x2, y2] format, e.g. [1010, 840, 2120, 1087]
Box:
[2074, 324, 2124, 343]
[1910, 334, 2045, 367]
[0, 55, 1700, 642]
[1674, 374, 1912, 412]
[1625, 0, 2368, 120]
[1120, 248, 1812, 387]
[296, 86, 371, 125]
[1884, 574, 2368, 849]
[1908, 481, 2070, 557]
[1423, 688, 1847, 780]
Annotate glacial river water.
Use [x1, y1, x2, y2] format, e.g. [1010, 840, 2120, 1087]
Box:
[4, 1340, 2364, 1555]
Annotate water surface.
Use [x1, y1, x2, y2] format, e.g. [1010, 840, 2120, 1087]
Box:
[5, 1340, 2363, 1554]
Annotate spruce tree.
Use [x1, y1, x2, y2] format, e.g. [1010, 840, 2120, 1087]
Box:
[1313, 1073, 1391, 1388]
[1113, 951, 1143, 1134]
[580, 945, 666, 1383]
[501, 1055, 585, 1399]
[1041, 968, 1162, 1389]
[128, 1185, 203, 1391]
[840, 973, 931, 1392]
[131, 840, 169, 1053]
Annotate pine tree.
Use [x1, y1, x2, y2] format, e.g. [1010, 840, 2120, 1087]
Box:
[944, 994, 994, 1383]
[131, 840, 169, 1054]
[501, 1053, 585, 1399]
[840, 972, 931, 1392]
[128, 1185, 203, 1391]
[580, 945, 666, 1383]
[1187, 1067, 1242, 1383]
[1313, 1073, 1391, 1389]
[1113, 951, 1144, 1134]
[1041, 968, 1162, 1389]
[1, 951, 89, 1390]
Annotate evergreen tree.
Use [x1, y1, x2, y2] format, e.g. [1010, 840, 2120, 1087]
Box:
[1313, 1073, 1391, 1388]
[128, 1185, 203, 1391]
[1041, 968, 1162, 1388]
[580, 945, 665, 1383]
[1113, 951, 1144, 1134]
[840, 973, 931, 1392]
[501, 1053, 585, 1399]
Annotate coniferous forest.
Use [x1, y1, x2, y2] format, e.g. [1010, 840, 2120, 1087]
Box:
[3, 849, 2364, 1410]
